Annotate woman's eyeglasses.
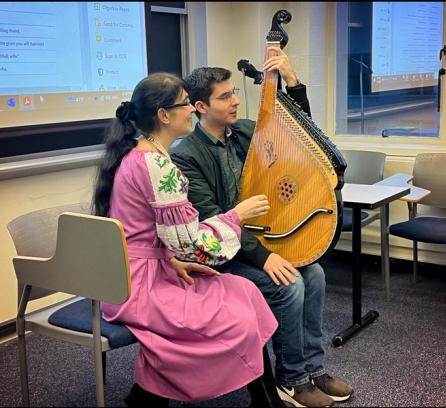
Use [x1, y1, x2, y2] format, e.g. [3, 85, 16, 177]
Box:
[162, 98, 191, 110]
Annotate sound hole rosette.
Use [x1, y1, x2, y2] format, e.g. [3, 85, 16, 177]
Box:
[276, 176, 297, 204]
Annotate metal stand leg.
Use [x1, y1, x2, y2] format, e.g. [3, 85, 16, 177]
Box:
[92, 300, 105, 407]
[17, 285, 32, 407]
[332, 207, 379, 347]
[408, 203, 418, 283]
[413, 241, 418, 283]
[380, 204, 390, 301]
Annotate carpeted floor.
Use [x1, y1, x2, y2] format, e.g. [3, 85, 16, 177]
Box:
[0, 251, 445, 407]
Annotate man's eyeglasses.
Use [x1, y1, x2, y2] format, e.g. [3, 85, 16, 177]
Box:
[162, 98, 191, 110]
[212, 88, 240, 102]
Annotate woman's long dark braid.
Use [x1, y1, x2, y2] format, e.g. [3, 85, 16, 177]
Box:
[93, 118, 137, 216]
[92, 73, 186, 217]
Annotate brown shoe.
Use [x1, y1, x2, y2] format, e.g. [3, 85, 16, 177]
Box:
[276, 382, 334, 407]
[312, 374, 353, 402]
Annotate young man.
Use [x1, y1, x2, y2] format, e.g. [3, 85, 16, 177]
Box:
[170, 47, 353, 408]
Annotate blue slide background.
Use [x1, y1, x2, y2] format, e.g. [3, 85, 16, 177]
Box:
[0, 2, 147, 95]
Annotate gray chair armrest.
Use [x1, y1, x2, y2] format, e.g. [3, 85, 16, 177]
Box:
[375, 173, 431, 203]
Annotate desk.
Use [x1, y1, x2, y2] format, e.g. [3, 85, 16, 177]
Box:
[332, 183, 410, 347]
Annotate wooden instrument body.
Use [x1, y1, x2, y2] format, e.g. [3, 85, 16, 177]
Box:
[239, 25, 346, 267]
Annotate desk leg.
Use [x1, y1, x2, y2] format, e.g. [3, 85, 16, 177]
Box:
[380, 204, 390, 301]
[352, 207, 362, 324]
[332, 207, 379, 347]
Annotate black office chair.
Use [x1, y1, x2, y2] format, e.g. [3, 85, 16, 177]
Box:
[341, 150, 386, 231]
[389, 153, 446, 282]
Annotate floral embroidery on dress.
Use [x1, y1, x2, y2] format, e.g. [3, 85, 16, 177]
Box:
[201, 232, 222, 253]
[179, 178, 188, 194]
[175, 250, 229, 265]
[145, 151, 238, 265]
[154, 155, 169, 169]
[193, 245, 211, 264]
[159, 168, 178, 193]
[145, 152, 189, 203]
[159, 167, 188, 194]
[169, 233, 227, 265]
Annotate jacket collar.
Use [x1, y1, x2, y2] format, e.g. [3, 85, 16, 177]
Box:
[192, 121, 251, 156]
[192, 122, 216, 146]
[197, 123, 233, 146]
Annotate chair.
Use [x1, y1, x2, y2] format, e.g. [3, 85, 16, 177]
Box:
[341, 150, 386, 231]
[7, 204, 137, 407]
[389, 153, 446, 282]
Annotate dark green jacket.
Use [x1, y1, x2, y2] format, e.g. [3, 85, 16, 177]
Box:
[170, 84, 311, 269]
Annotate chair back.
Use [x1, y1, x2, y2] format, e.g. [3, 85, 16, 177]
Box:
[12, 212, 131, 304]
[413, 153, 446, 209]
[342, 150, 386, 184]
[7, 203, 91, 301]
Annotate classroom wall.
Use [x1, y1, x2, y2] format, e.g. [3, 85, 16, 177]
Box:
[1, 1, 445, 326]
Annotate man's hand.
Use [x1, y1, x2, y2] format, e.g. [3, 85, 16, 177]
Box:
[263, 46, 299, 87]
[263, 253, 299, 286]
[170, 258, 221, 285]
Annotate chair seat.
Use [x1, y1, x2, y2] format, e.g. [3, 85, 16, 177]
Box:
[341, 208, 370, 231]
[48, 298, 136, 348]
[389, 217, 446, 244]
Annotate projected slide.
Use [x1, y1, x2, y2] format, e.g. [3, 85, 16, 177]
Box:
[371, 2, 443, 93]
[0, 2, 147, 128]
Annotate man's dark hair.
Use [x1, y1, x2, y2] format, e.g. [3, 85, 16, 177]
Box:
[184, 67, 231, 118]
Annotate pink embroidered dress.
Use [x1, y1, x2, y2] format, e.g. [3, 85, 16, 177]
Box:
[101, 148, 278, 402]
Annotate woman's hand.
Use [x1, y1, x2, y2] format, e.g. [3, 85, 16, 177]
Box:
[234, 194, 270, 222]
[169, 257, 221, 285]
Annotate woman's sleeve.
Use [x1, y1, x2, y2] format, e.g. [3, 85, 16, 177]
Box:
[142, 152, 241, 265]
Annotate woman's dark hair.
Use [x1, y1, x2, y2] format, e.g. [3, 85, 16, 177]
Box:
[92, 72, 186, 216]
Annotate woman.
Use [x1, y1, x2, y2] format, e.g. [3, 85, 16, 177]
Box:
[93, 73, 284, 407]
